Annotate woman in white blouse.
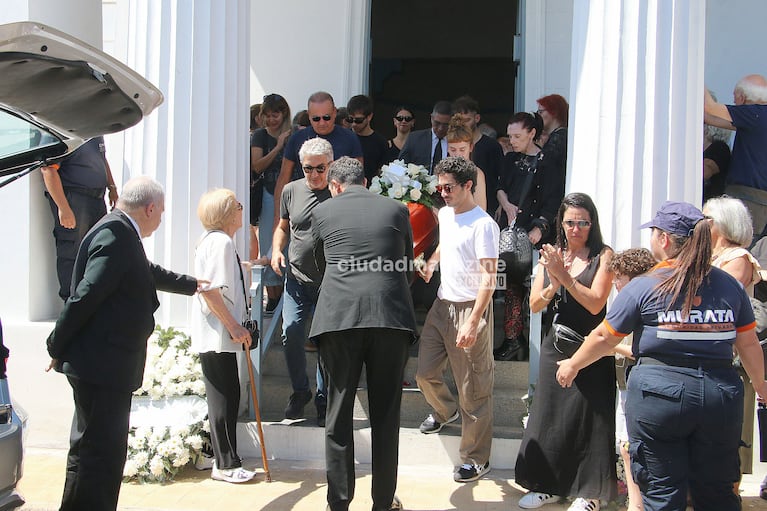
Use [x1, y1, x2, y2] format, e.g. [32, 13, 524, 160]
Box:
[192, 188, 255, 484]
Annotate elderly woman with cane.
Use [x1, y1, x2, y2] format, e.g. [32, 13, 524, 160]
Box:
[557, 201, 767, 511]
[191, 189, 256, 484]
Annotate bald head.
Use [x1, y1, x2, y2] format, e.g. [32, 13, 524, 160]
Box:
[734, 74, 767, 104]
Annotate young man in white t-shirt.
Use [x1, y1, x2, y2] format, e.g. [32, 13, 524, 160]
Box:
[415, 156, 500, 483]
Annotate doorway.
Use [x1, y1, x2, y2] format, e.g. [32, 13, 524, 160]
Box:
[369, 0, 519, 141]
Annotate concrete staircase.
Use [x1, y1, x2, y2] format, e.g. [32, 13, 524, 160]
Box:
[237, 299, 532, 470]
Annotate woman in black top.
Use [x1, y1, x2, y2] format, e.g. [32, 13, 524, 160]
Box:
[494, 112, 564, 361]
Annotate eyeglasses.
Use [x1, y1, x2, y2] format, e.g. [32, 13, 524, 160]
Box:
[235, 202, 243, 211]
[563, 220, 591, 229]
[394, 115, 413, 122]
[310, 114, 333, 122]
[302, 164, 327, 174]
[347, 116, 367, 124]
[435, 183, 461, 194]
[536, 108, 546, 115]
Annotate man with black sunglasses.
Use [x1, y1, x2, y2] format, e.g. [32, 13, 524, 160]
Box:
[347, 94, 388, 184]
[399, 100, 452, 174]
[273, 91, 363, 228]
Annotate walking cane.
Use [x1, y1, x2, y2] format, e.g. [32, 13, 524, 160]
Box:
[244, 343, 272, 482]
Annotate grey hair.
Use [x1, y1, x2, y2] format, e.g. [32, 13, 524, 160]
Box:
[735, 76, 767, 103]
[328, 156, 364, 186]
[703, 196, 754, 247]
[705, 123, 732, 143]
[118, 176, 164, 210]
[299, 137, 334, 163]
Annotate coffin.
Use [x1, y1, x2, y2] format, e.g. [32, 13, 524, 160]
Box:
[408, 202, 438, 258]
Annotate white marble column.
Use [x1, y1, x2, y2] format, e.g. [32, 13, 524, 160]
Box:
[0, 0, 103, 321]
[115, 0, 250, 327]
[567, 0, 706, 252]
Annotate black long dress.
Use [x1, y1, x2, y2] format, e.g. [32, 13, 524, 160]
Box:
[515, 253, 617, 502]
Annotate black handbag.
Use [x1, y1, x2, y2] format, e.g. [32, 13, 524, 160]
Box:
[552, 322, 585, 357]
[499, 155, 539, 281]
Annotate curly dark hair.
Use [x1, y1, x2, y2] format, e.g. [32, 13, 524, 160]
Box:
[434, 156, 477, 193]
[608, 248, 657, 279]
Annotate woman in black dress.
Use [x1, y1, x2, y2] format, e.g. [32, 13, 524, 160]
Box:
[516, 193, 615, 511]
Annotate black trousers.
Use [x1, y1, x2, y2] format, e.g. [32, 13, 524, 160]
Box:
[319, 328, 411, 511]
[61, 376, 132, 511]
[45, 189, 107, 300]
[199, 351, 242, 469]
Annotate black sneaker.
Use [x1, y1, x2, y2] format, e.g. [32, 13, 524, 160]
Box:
[454, 461, 490, 482]
[419, 410, 459, 434]
[264, 298, 279, 315]
[284, 390, 312, 419]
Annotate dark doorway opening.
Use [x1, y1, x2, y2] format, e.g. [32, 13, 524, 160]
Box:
[369, 0, 519, 142]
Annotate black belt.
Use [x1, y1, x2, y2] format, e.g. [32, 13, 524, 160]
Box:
[638, 356, 732, 369]
[65, 187, 105, 199]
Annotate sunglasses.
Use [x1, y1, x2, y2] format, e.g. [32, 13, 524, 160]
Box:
[347, 116, 367, 124]
[563, 220, 591, 229]
[311, 114, 333, 122]
[394, 115, 413, 122]
[302, 164, 327, 174]
[435, 183, 461, 194]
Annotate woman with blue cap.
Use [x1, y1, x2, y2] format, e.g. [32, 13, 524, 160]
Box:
[557, 201, 767, 511]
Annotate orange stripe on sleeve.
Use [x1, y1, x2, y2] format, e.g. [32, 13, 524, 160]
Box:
[603, 319, 629, 338]
[736, 321, 757, 333]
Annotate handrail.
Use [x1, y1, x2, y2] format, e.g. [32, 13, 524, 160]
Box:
[248, 265, 283, 419]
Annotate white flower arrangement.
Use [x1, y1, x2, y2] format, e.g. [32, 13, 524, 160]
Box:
[124, 326, 211, 483]
[371, 160, 438, 208]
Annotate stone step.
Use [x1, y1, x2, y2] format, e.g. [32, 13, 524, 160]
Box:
[236, 422, 523, 470]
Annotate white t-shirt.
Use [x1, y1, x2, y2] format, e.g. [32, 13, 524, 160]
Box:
[437, 205, 500, 302]
[191, 230, 246, 353]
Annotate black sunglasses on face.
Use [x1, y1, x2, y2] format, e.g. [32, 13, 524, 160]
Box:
[347, 116, 367, 124]
[563, 220, 592, 229]
[394, 115, 413, 122]
[311, 115, 333, 122]
[303, 164, 327, 174]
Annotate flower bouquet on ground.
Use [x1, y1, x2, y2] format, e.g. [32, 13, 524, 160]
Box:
[123, 326, 211, 483]
[371, 160, 439, 258]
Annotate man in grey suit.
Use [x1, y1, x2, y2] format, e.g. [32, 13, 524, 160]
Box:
[310, 157, 417, 511]
[398, 100, 452, 173]
[46, 176, 200, 511]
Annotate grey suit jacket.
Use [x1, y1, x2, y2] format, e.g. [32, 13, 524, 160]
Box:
[309, 186, 417, 340]
[398, 128, 434, 170]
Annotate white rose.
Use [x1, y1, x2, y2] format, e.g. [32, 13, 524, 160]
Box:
[369, 180, 382, 194]
[391, 183, 404, 199]
[411, 180, 422, 190]
[409, 189, 422, 202]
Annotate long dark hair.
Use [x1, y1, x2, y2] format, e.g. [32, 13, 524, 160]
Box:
[554, 192, 605, 258]
[654, 221, 712, 318]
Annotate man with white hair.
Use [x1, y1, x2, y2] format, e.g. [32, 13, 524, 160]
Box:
[46, 175, 201, 511]
[272, 137, 333, 424]
[705, 74, 767, 237]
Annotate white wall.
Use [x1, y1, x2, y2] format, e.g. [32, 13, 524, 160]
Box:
[249, 0, 369, 113]
[704, 0, 767, 104]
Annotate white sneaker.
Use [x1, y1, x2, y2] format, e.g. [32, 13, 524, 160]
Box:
[518, 492, 559, 509]
[567, 498, 600, 511]
[211, 465, 256, 483]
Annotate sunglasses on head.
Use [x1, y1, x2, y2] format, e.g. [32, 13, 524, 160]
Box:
[347, 116, 367, 124]
[563, 220, 591, 228]
[394, 115, 413, 122]
[302, 164, 327, 174]
[311, 114, 333, 122]
[435, 183, 461, 194]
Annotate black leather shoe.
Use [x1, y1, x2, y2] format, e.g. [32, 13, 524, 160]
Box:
[494, 338, 525, 361]
[284, 390, 312, 419]
[372, 495, 402, 511]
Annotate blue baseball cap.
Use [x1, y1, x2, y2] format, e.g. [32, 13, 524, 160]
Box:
[640, 201, 705, 237]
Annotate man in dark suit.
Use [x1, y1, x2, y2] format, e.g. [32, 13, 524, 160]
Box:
[398, 100, 452, 173]
[310, 157, 417, 511]
[46, 176, 200, 511]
